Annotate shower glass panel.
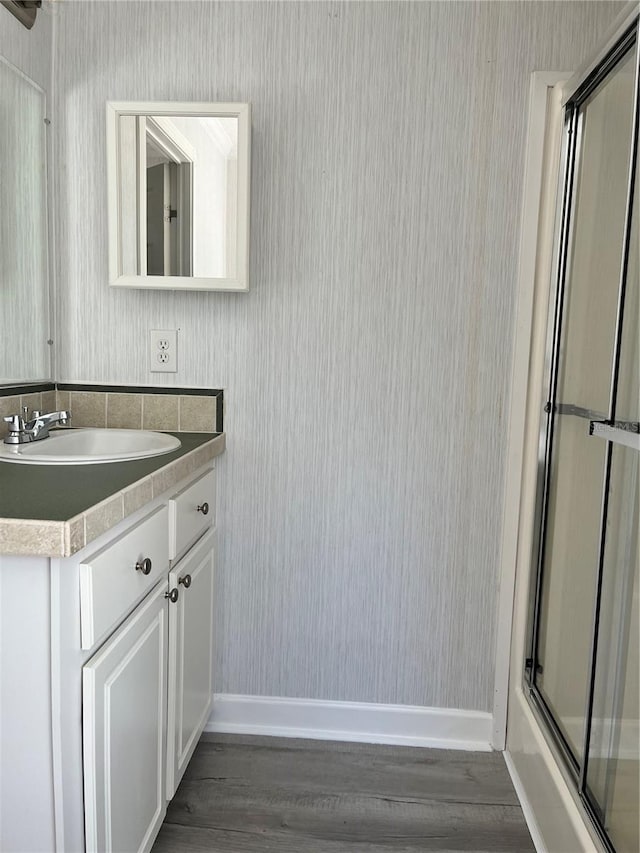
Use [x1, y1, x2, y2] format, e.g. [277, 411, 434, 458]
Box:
[534, 42, 638, 765]
[536, 418, 608, 759]
[613, 175, 639, 425]
[586, 445, 639, 853]
[585, 163, 639, 853]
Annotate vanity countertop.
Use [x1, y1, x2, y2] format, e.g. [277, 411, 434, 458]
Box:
[0, 431, 225, 558]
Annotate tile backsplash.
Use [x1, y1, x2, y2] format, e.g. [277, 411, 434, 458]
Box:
[0, 384, 223, 438]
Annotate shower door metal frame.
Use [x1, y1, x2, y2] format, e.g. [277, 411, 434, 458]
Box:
[525, 13, 640, 853]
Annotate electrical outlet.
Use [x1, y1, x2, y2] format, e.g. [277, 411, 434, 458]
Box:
[149, 329, 178, 373]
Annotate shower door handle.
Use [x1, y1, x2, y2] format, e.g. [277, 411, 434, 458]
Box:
[589, 420, 640, 451]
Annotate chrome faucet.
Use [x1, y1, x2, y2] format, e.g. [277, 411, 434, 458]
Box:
[3, 408, 71, 444]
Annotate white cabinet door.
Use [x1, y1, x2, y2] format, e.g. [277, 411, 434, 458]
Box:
[83, 580, 169, 853]
[166, 529, 215, 798]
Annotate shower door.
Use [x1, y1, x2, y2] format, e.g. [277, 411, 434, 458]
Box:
[527, 15, 639, 853]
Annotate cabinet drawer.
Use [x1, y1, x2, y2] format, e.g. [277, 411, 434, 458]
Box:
[80, 505, 169, 650]
[169, 467, 215, 561]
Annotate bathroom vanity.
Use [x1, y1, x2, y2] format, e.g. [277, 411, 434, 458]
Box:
[0, 432, 224, 853]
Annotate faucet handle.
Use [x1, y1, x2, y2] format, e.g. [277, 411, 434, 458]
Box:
[4, 414, 24, 432]
[32, 410, 41, 419]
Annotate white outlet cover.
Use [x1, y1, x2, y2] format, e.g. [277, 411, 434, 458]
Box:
[150, 329, 178, 373]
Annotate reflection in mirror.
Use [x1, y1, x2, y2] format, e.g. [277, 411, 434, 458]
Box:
[144, 117, 194, 277]
[108, 103, 250, 291]
[0, 57, 50, 383]
[144, 116, 237, 278]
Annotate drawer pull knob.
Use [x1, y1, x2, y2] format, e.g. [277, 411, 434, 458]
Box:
[135, 557, 152, 575]
[165, 588, 179, 603]
[196, 502, 209, 515]
[178, 574, 192, 588]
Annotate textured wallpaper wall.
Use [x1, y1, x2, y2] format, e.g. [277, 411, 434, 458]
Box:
[0, 2, 50, 90]
[53, 1, 621, 712]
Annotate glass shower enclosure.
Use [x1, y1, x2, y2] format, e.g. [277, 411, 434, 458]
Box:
[527, 16, 639, 853]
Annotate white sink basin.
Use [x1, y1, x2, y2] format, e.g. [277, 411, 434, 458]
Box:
[0, 428, 181, 465]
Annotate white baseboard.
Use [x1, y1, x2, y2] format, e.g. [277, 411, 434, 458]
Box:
[205, 694, 493, 751]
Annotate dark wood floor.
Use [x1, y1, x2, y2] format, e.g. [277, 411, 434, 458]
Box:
[152, 734, 535, 852]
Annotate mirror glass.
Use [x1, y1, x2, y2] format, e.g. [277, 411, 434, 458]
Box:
[0, 58, 51, 383]
[108, 103, 250, 291]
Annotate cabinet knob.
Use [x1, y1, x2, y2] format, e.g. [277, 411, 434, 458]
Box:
[135, 557, 152, 575]
[178, 574, 192, 588]
[165, 588, 179, 603]
[196, 502, 209, 515]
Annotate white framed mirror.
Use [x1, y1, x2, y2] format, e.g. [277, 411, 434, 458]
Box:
[106, 101, 250, 291]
